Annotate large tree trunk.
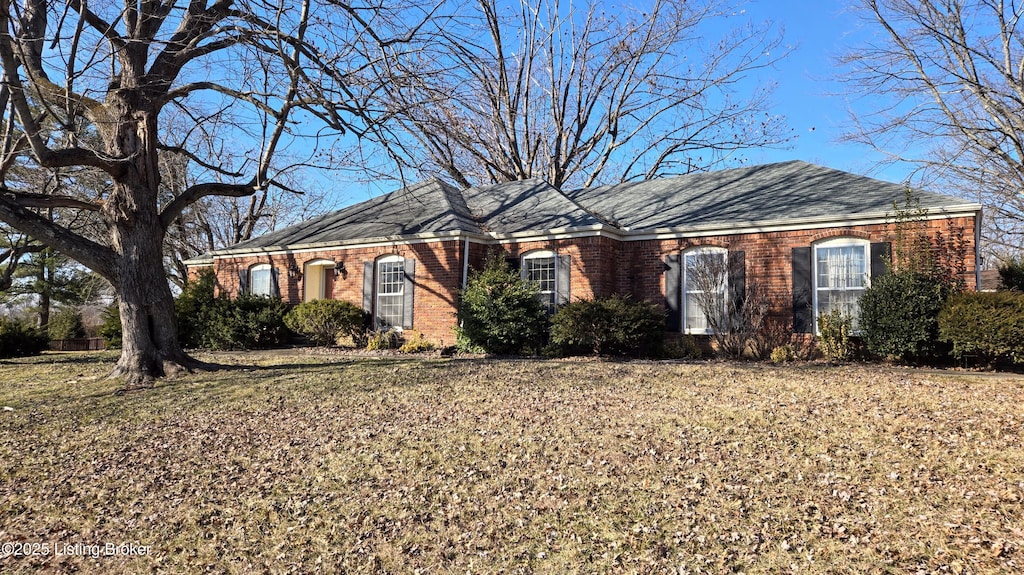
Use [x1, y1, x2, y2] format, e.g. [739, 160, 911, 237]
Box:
[103, 98, 200, 389]
[107, 218, 196, 388]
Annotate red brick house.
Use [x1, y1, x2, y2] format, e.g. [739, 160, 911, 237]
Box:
[186, 161, 982, 345]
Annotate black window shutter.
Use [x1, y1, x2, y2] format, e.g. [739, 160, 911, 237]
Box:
[792, 247, 813, 333]
[506, 256, 521, 272]
[870, 242, 891, 280]
[270, 268, 281, 299]
[664, 254, 682, 332]
[362, 261, 374, 314]
[728, 250, 746, 310]
[556, 254, 571, 305]
[402, 259, 416, 328]
[238, 269, 248, 295]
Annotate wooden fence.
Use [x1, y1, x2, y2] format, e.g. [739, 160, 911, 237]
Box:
[49, 338, 107, 352]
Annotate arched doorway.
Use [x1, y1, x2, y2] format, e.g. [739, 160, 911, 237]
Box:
[303, 259, 337, 302]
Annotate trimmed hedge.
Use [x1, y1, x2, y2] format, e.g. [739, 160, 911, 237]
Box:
[175, 269, 291, 351]
[549, 295, 664, 357]
[858, 270, 949, 363]
[204, 294, 291, 351]
[285, 299, 367, 346]
[938, 291, 1024, 366]
[0, 317, 49, 358]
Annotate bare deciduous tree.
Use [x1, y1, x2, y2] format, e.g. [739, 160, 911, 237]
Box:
[686, 251, 769, 358]
[366, 0, 790, 189]
[0, 0, 421, 387]
[840, 0, 1024, 261]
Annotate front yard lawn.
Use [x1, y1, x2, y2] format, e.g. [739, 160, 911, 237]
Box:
[1, 351, 1022, 573]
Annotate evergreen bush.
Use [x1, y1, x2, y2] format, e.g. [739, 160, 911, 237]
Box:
[998, 256, 1024, 291]
[285, 299, 366, 346]
[174, 269, 291, 350]
[858, 270, 948, 362]
[549, 295, 664, 357]
[206, 294, 291, 350]
[0, 317, 49, 358]
[938, 291, 1024, 367]
[457, 254, 548, 355]
[98, 304, 122, 348]
[47, 307, 85, 340]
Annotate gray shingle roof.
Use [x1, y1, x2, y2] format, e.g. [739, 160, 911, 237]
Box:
[462, 179, 604, 233]
[211, 160, 977, 255]
[225, 179, 480, 252]
[563, 160, 974, 231]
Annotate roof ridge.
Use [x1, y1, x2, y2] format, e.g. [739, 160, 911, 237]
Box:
[550, 183, 620, 228]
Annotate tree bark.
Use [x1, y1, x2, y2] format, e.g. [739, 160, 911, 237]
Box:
[102, 98, 198, 388]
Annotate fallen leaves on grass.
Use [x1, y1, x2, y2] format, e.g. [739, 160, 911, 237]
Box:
[0, 353, 1021, 573]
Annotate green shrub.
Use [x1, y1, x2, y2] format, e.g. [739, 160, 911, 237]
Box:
[549, 295, 665, 357]
[285, 299, 366, 346]
[998, 256, 1024, 291]
[817, 309, 853, 362]
[457, 254, 548, 355]
[175, 268, 220, 349]
[366, 329, 402, 351]
[938, 291, 1024, 366]
[205, 294, 291, 350]
[769, 344, 796, 364]
[0, 317, 49, 358]
[98, 303, 122, 348]
[174, 269, 291, 350]
[858, 270, 949, 362]
[453, 326, 485, 354]
[47, 307, 85, 340]
[398, 331, 436, 353]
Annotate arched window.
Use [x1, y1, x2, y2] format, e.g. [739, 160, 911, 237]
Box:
[522, 250, 558, 314]
[248, 264, 274, 297]
[375, 255, 406, 329]
[682, 247, 728, 334]
[813, 237, 870, 331]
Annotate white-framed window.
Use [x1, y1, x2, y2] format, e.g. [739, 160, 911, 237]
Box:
[813, 238, 870, 332]
[249, 264, 273, 297]
[375, 255, 405, 329]
[682, 247, 728, 334]
[522, 250, 557, 314]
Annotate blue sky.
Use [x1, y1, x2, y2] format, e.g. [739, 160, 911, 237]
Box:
[742, 1, 913, 182]
[323, 0, 920, 208]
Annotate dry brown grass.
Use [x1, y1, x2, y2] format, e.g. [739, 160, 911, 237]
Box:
[1, 351, 1022, 574]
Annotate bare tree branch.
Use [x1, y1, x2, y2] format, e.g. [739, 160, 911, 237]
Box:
[362, 0, 790, 189]
[840, 0, 1024, 261]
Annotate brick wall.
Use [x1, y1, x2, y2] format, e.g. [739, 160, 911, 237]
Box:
[212, 239, 465, 344]
[205, 213, 978, 345]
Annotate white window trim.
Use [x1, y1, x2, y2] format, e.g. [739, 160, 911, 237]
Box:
[812, 237, 870, 334]
[249, 263, 273, 297]
[375, 254, 405, 330]
[682, 246, 728, 335]
[522, 250, 558, 313]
